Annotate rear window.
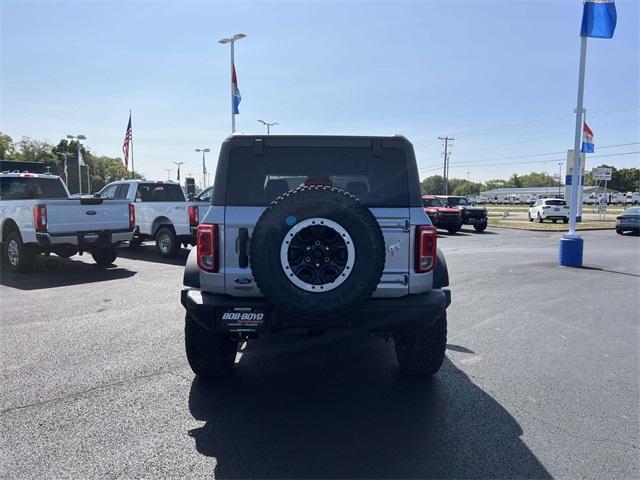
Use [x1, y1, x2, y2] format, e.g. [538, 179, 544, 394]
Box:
[545, 199, 567, 206]
[423, 198, 442, 207]
[0, 176, 68, 200]
[136, 183, 185, 202]
[224, 146, 409, 207]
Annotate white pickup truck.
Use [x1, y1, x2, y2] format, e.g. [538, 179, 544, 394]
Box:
[0, 173, 135, 272]
[98, 180, 209, 258]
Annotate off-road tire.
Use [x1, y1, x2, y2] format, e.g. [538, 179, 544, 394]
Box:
[91, 246, 118, 266]
[2, 231, 36, 273]
[155, 226, 179, 258]
[185, 314, 238, 376]
[474, 223, 487, 232]
[395, 312, 447, 376]
[250, 185, 385, 321]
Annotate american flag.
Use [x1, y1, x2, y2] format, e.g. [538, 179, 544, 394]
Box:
[122, 113, 132, 169]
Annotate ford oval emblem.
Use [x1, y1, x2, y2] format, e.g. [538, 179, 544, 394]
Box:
[86, 210, 97, 216]
[234, 277, 252, 285]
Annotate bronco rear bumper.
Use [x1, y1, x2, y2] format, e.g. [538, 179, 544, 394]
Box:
[181, 288, 451, 334]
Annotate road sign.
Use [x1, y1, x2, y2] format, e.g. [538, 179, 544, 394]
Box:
[592, 167, 612, 181]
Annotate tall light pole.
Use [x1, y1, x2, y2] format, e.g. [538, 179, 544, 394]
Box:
[466, 171, 470, 182]
[218, 33, 246, 133]
[558, 162, 563, 198]
[165, 169, 173, 180]
[66, 134, 86, 194]
[196, 148, 210, 187]
[173, 162, 184, 183]
[258, 119, 278, 134]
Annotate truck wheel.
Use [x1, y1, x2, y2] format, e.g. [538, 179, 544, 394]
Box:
[185, 314, 238, 376]
[2, 231, 36, 273]
[474, 223, 487, 232]
[155, 226, 179, 258]
[250, 185, 385, 321]
[447, 226, 460, 234]
[395, 312, 447, 376]
[91, 246, 117, 266]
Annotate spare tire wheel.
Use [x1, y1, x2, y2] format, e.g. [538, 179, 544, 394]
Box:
[250, 185, 385, 320]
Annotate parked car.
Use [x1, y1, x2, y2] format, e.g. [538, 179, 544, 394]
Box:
[616, 207, 640, 235]
[0, 172, 135, 272]
[422, 195, 462, 234]
[528, 198, 570, 223]
[98, 180, 199, 257]
[189, 186, 214, 236]
[437, 195, 488, 232]
[181, 135, 451, 377]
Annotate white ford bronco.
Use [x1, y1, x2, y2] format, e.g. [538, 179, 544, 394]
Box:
[181, 135, 451, 376]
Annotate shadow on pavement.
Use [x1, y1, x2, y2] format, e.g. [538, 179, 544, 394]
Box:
[0, 256, 136, 290]
[460, 228, 498, 235]
[187, 333, 550, 479]
[578, 265, 640, 278]
[117, 243, 190, 266]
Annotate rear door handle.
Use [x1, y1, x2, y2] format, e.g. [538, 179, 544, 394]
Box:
[238, 228, 249, 268]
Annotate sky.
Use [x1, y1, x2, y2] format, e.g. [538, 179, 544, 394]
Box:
[1, 0, 638, 186]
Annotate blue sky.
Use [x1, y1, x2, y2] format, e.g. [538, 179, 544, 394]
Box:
[1, 0, 638, 185]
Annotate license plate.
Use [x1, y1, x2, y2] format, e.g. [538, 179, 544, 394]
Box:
[83, 233, 100, 243]
[220, 307, 266, 331]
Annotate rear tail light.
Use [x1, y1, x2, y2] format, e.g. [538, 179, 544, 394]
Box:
[416, 226, 437, 273]
[32, 204, 47, 231]
[197, 224, 218, 272]
[128, 203, 136, 229]
[188, 206, 198, 227]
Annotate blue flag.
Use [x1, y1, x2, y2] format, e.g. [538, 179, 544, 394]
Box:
[581, 0, 617, 39]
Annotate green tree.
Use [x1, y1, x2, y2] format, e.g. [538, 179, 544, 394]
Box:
[482, 179, 507, 191]
[518, 171, 560, 187]
[0, 132, 16, 159]
[452, 181, 482, 197]
[421, 175, 445, 195]
[506, 173, 523, 188]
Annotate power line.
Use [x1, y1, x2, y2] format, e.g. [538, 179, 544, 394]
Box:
[418, 150, 640, 173]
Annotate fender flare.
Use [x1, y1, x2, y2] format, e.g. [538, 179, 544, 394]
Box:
[433, 248, 449, 288]
[183, 248, 200, 288]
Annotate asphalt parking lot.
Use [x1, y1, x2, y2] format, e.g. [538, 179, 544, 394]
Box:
[1, 228, 638, 479]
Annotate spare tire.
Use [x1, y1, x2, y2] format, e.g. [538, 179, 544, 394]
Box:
[250, 185, 385, 320]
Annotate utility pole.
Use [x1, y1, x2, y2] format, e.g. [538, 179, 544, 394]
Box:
[467, 171, 470, 182]
[438, 136, 454, 195]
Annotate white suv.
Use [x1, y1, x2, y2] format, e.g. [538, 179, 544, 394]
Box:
[528, 198, 570, 223]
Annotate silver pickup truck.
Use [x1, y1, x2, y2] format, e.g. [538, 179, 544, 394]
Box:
[0, 173, 135, 272]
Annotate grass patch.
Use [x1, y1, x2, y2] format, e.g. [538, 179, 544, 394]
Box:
[488, 218, 615, 231]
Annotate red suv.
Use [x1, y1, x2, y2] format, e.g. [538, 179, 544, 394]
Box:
[422, 195, 462, 234]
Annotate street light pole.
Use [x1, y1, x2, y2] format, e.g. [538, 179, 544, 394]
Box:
[218, 33, 246, 134]
[165, 169, 173, 180]
[258, 119, 279, 134]
[173, 162, 184, 183]
[66, 134, 86, 194]
[558, 162, 563, 198]
[195, 148, 210, 187]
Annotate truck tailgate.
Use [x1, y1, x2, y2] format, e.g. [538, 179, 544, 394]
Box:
[44, 199, 130, 234]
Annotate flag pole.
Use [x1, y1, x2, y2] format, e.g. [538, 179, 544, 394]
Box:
[560, 35, 588, 266]
[130, 109, 134, 179]
[230, 41, 236, 134]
